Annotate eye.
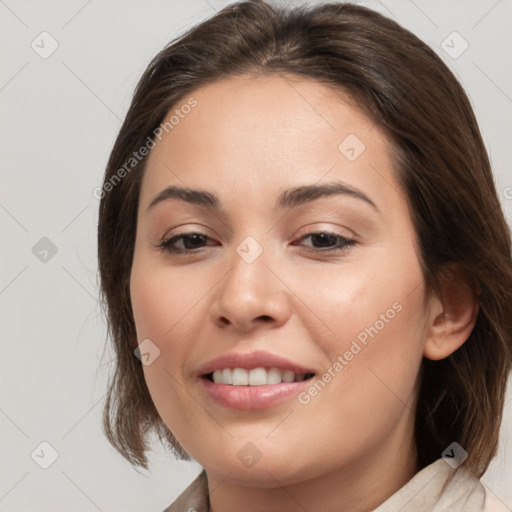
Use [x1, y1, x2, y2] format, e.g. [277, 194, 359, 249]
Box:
[157, 232, 217, 255]
[294, 231, 356, 253]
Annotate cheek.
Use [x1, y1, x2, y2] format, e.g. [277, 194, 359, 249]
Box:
[129, 260, 210, 403]
[130, 263, 203, 440]
[289, 254, 414, 345]
[130, 259, 204, 343]
[292, 246, 427, 405]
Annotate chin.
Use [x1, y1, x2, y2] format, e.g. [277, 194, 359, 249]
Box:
[195, 443, 321, 488]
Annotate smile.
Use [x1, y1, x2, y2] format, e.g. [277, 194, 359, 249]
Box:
[197, 351, 317, 409]
[206, 367, 315, 385]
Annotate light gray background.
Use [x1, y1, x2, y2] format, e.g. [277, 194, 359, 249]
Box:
[1, 0, 511, 510]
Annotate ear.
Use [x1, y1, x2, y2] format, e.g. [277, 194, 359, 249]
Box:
[423, 263, 480, 361]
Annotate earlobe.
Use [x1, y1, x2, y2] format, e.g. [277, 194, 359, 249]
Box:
[423, 265, 480, 361]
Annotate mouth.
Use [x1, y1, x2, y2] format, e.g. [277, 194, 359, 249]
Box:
[197, 351, 318, 409]
[202, 367, 316, 386]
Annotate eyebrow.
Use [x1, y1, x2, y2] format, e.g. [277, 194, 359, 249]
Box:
[147, 180, 379, 213]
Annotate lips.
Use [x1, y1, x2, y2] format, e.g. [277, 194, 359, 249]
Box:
[197, 351, 317, 409]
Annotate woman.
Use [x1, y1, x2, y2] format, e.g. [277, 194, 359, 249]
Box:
[97, 1, 512, 510]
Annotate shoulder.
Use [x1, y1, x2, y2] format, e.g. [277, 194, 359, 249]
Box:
[161, 470, 209, 512]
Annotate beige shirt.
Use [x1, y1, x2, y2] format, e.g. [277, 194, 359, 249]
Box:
[162, 458, 510, 512]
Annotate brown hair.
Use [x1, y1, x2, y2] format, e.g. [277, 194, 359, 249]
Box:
[98, 0, 512, 477]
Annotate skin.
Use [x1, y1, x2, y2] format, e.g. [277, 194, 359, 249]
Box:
[129, 73, 478, 512]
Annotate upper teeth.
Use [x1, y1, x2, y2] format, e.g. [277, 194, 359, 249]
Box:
[212, 367, 308, 385]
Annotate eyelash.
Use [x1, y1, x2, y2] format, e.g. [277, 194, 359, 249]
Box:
[156, 231, 356, 255]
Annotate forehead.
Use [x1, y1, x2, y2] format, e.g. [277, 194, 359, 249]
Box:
[140, 73, 397, 214]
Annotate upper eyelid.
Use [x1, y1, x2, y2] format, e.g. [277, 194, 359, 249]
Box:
[162, 221, 355, 239]
[162, 228, 352, 240]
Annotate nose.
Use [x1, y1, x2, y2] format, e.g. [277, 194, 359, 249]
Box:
[209, 244, 291, 332]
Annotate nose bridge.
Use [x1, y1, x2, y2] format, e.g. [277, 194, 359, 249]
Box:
[211, 234, 290, 330]
[225, 234, 273, 305]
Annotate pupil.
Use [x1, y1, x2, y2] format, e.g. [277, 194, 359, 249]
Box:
[185, 234, 205, 249]
[313, 233, 335, 247]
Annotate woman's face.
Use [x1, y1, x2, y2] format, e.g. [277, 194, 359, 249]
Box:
[130, 74, 434, 486]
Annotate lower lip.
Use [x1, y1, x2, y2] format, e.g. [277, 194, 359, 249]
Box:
[200, 377, 313, 410]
